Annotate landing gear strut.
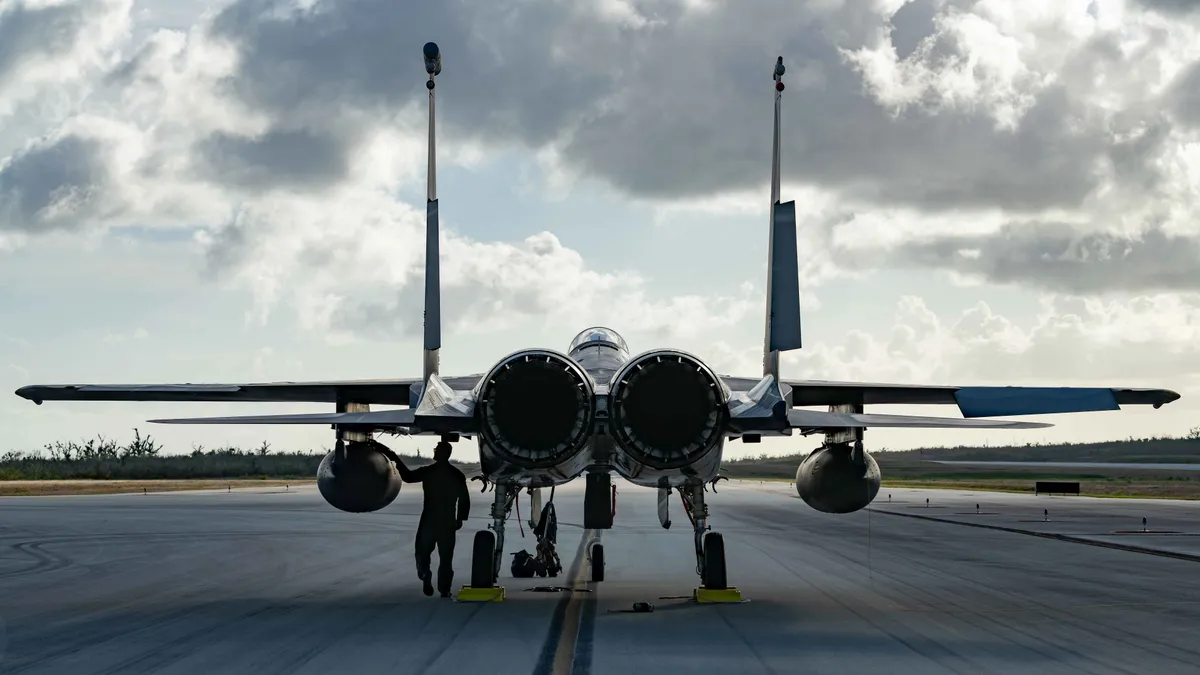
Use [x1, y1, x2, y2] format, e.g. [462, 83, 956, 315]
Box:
[470, 483, 516, 588]
[679, 483, 727, 590]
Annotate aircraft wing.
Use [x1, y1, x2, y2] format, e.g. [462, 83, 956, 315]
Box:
[720, 377, 1180, 417]
[14, 375, 483, 406]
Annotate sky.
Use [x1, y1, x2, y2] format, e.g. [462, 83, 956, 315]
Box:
[2, 0, 1199, 462]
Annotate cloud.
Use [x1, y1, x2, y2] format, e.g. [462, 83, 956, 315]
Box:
[1166, 59, 1200, 128]
[846, 222, 1200, 294]
[0, 0, 132, 117]
[1136, 0, 1200, 16]
[194, 187, 759, 344]
[3, 0, 1200, 324]
[0, 124, 124, 233]
[193, 127, 356, 190]
[173, 0, 1193, 217]
[6, 0, 1200, 219]
[703, 293, 1200, 389]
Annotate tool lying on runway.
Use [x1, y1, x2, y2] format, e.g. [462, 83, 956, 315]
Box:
[524, 586, 593, 593]
[608, 602, 655, 613]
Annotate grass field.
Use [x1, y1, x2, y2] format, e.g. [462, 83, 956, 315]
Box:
[0, 479, 314, 496]
[723, 454, 1200, 500]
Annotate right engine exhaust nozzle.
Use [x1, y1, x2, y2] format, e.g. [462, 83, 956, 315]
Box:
[795, 445, 882, 514]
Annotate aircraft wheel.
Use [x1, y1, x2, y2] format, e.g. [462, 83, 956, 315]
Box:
[471, 530, 496, 588]
[702, 532, 726, 590]
[591, 543, 605, 582]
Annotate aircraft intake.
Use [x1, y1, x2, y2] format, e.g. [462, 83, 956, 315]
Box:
[317, 440, 402, 513]
[477, 350, 594, 469]
[609, 350, 728, 470]
[795, 444, 881, 514]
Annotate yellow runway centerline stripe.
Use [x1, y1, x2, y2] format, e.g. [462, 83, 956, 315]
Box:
[550, 528, 597, 675]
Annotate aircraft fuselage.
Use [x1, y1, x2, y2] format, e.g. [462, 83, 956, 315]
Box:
[475, 326, 726, 488]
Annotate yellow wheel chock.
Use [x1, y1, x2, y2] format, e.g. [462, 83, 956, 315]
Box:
[455, 586, 506, 602]
[693, 586, 743, 603]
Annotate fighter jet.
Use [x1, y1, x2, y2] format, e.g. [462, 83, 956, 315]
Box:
[15, 44, 1180, 593]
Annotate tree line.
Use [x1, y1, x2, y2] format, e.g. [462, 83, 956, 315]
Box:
[3, 427, 1196, 481]
[0, 430, 478, 481]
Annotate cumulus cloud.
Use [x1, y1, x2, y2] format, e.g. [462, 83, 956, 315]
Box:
[704, 293, 1200, 390]
[1136, 0, 1200, 17]
[175, 0, 1195, 218]
[0, 0, 131, 117]
[844, 222, 1200, 293]
[194, 187, 759, 344]
[3, 0, 1200, 333]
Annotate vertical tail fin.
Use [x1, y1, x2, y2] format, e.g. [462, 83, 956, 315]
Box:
[762, 56, 802, 381]
[423, 42, 443, 383]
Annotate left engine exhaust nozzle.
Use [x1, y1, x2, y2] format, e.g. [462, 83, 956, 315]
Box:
[317, 440, 402, 513]
[477, 349, 594, 469]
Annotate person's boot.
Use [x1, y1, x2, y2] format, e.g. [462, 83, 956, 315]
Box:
[419, 570, 434, 597]
[438, 569, 453, 598]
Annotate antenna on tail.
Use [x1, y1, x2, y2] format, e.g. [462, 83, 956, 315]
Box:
[422, 42, 443, 383]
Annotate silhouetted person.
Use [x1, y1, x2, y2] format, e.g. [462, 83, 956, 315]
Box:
[393, 441, 470, 597]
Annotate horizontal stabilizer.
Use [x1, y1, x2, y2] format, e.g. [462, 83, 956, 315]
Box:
[716, 378, 1180, 410]
[149, 409, 417, 428]
[787, 409, 1051, 430]
[955, 387, 1120, 417]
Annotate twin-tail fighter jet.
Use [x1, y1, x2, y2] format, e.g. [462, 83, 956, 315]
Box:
[16, 44, 1180, 594]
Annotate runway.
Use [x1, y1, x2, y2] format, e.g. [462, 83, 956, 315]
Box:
[2, 480, 1199, 674]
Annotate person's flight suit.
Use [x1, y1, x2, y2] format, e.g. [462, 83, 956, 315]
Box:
[394, 450, 471, 596]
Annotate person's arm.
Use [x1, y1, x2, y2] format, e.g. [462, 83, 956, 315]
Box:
[388, 452, 427, 483]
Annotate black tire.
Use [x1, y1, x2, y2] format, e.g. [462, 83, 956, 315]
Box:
[591, 543, 605, 582]
[471, 530, 496, 588]
[702, 532, 727, 590]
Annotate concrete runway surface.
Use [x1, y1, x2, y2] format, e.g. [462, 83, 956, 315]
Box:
[2, 480, 1199, 675]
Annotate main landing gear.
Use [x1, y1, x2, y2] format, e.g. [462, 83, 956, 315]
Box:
[658, 478, 737, 601]
[676, 483, 727, 590]
[469, 482, 517, 589]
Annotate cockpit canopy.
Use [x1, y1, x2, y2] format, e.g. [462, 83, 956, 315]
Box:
[568, 326, 629, 355]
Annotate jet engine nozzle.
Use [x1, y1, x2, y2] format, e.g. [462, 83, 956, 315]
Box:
[609, 349, 729, 470]
[477, 349, 594, 469]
